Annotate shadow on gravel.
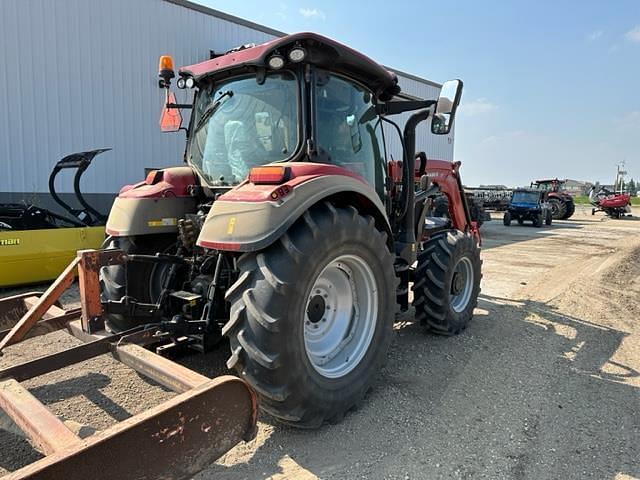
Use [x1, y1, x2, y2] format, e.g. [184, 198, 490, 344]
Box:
[0, 430, 43, 473]
[481, 220, 588, 250]
[194, 295, 639, 480]
[0, 373, 129, 472]
[0, 297, 635, 478]
[29, 373, 132, 422]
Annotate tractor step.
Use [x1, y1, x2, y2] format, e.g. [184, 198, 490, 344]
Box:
[0, 249, 258, 479]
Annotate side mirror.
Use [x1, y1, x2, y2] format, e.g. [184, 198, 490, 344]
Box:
[431, 79, 463, 135]
[159, 91, 183, 132]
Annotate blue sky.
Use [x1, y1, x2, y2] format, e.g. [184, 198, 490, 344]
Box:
[200, 0, 639, 187]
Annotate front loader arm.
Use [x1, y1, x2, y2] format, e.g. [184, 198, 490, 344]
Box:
[415, 154, 479, 242]
[425, 160, 471, 231]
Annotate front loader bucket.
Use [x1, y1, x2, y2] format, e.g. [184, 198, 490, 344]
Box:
[0, 250, 258, 479]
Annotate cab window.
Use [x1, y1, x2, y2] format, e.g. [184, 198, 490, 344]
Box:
[314, 72, 386, 197]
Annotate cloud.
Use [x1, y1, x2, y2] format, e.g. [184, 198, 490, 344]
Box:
[625, 25, 640, 42]
[299, 7, 326, 20]
[460, 98, 498, 117]
[587, 29, 603, 41]
[618, 111, 640, 129]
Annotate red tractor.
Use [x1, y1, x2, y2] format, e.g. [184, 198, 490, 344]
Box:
[98, 33, 481, 427]
[530, 178, 575, 219]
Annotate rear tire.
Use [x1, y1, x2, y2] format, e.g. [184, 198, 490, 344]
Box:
[412, 231, 482, 335]
[503, 211, 511, 226]
[224, 203, 397, 428]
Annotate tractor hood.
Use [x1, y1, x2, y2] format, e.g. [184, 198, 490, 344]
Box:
[510, 202, 539, 209]
[179, 32, 401, 101]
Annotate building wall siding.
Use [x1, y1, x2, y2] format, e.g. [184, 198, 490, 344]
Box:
[0, 0, 452, 199]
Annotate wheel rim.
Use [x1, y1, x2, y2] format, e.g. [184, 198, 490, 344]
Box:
[304, 254, 378, 379]
[450, 257, 474, 313]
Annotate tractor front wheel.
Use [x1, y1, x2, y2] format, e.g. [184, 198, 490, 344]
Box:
[533, 213, 543, 227]
[412, 231, 481, 335]
[562, 199, 575, 219]
[545, 210, 553, 226]
[548, 198, 566, 219]
[503, 211, 512, 226]
[224, 203, 396, 428]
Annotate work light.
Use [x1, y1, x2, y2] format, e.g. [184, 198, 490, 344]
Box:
[288, 47, 307, 62]
[267, 54, 285, 69]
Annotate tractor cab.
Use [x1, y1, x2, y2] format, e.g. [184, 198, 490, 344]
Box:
[531, 178, 566, 193]
[157, 33, 460, 206]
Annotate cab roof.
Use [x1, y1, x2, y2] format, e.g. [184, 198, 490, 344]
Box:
[179, 32, 401, 101]
[513, 188, 543, 194]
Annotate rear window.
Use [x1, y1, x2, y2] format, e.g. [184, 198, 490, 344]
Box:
[512, 191, 539, 203]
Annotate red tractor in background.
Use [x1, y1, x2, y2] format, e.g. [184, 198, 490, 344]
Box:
[530, 178, 575, 219]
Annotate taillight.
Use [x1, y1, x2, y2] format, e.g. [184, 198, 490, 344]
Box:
[145, 169, 163, 184]
[249, 166, 290, 184]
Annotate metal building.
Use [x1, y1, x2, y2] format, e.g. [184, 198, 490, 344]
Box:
[0, 0, 453, 212]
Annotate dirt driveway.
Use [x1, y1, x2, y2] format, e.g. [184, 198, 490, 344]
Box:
[1, 205, 639, 479]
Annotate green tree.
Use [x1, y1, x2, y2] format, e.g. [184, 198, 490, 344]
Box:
[627, 178, 636, 193]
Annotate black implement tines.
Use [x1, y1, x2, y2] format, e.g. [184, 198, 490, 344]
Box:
[48, 148, 111, 225]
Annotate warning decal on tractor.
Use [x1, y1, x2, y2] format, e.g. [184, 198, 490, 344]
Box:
[227, 217, 237, 235]
[148, 218, 177, 227]
[0, 238, 20, 246]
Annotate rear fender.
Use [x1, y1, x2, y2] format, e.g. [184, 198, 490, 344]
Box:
[105, 166, 197, 236]
[197, 167, 391, 252]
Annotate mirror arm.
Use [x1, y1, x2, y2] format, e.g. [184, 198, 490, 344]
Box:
[166, 103, 193, 109]
[376, 99, 436, 116]
[396, 108, 431, 265]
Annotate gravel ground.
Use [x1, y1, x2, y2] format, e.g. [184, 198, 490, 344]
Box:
[0, 205, 639, 479]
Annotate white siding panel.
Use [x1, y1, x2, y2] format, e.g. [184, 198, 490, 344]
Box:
[0, 0, 277, 194]
[384, 74, 455, 163]
[0, 0, 451, 195]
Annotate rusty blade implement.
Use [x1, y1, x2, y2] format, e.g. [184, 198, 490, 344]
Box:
[3, 376, 256, 480]
[0, 251, 258, 479]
